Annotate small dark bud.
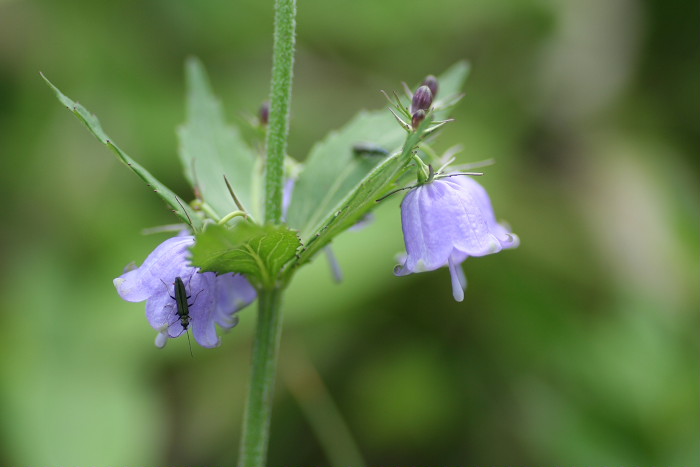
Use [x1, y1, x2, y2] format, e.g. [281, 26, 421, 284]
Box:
[411, 109, 426, 130]
[259, 101, 270, 125]
[411, 85, 433, 114]
[422, 75, 439, 98]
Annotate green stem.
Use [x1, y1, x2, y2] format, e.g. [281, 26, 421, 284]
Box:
[218, 210, 249, 225]
[238, 288, 284, 466]
[237, 1, 296, 463]
[264, 0, 296, 224]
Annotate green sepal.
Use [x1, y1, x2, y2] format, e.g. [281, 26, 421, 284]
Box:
[41, 73, 204, 231]
[191, 222, 301, 290]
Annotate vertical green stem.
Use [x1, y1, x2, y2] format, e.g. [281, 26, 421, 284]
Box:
[238, 288, 284, 466]
[264, 0, 296, 224]
[239, 0, 295, 465]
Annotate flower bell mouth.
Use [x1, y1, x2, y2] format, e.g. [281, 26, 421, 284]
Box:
[395, 173, 518, 302]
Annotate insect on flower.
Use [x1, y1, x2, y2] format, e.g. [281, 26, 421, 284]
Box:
[114, 234, 257, 349]
[172, 276, 194, 331]
[158, 274, 201, 354]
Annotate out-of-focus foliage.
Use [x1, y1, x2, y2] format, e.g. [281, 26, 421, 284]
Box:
[0, 0, 697, 465]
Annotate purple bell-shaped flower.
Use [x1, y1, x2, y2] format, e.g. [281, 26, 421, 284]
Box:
[395, 174, 518, 302]
[114, 234, 256, 348]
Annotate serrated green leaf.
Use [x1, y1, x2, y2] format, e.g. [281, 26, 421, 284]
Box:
[286, 61, 470, 243]
[192, 223, 301, 289]
[178, 58, 261, 222]
[42, 73, 204, 231]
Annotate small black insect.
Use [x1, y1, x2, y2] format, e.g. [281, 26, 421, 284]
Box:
[172, 276, 192, 332]
[162, 275, 199, 356]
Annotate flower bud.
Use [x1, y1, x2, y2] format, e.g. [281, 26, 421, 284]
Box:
[422, 75, 439, 98]
[411, 109, 426, 130]
[259, 101, 270, 125]
[411, 85, 433, 114]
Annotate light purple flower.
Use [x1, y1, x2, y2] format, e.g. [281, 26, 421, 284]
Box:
[114, 234, 256, 348]
[394, 175, 518, 302]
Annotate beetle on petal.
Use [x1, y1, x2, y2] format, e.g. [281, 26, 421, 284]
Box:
[114, 234, 256, 348]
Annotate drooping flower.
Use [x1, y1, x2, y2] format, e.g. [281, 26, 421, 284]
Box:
[114, 234, 256, 348]
[394, 174, 518, 302]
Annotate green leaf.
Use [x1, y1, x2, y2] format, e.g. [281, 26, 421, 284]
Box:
[286, 110, 406, 240]
[178, 58, 261, 221]
[41, 73, 203, 231]
[432, 61, 471, 120]
[286, 61, 470, 243]
[191, 223, 301, 289]
[288, 119, 430, 275]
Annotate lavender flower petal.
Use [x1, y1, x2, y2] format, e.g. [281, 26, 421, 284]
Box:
[214, 273, 257, 327]
[114, 235, 194, 302]
[448, 176, 519, 250]
[186, 272, 220, 347]
[448, 256, 466, 302]
[395, 174, 518, 301]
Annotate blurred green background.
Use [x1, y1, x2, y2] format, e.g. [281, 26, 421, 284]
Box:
[0, 0, 698, 465]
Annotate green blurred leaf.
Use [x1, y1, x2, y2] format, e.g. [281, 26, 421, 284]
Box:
[192, 223, 301, 289]
[431, 61, 471, 120]
[42, 73, 203, 231]
[287, 61, 470, 242]
[178, 58, 261, 221]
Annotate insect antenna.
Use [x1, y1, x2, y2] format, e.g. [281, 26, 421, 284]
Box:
[185, 330, 193, 358]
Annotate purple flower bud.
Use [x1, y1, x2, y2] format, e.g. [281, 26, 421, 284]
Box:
[411, 85, 433, 114]
[114, 234, 256, 348]
[259, 101, 270, 125]
[411, 109, 426, 130]
[422, 75, 439, 98]
[395, 175, 518, 301]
